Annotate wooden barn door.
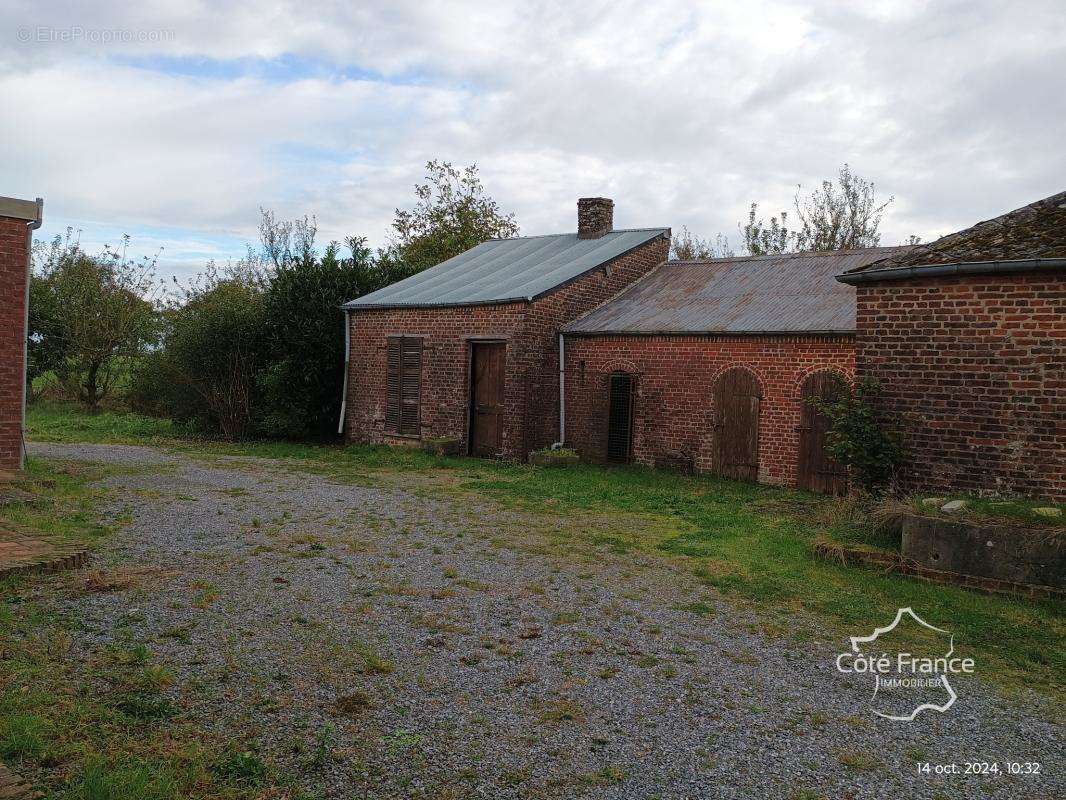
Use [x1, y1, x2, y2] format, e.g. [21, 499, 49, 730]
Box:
[470, 342, 505, 457]
[712, 369, 761, 481]
[606, 373, 634, 463]
[797, 371, 848, 495]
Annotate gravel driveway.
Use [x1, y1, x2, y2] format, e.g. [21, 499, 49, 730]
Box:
[29, 442, 1063, 799]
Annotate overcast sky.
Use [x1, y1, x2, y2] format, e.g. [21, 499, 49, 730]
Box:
[3, 0, 1064, 279]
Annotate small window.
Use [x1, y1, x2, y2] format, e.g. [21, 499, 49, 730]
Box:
[386, 337, 422, 436]
[606, 372, 634, 463]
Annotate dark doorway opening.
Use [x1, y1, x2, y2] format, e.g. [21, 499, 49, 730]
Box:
[606, 372, 634, 463]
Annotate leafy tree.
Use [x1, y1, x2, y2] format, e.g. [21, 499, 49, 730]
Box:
[257, 212, 409, 438]
[793, 164, 892, 251]
[31, 232, 158, 408]
[382, 160, 519, 273]
[26, 274, 64, 399]
[669, 226, 735, 260]
[740, 164, 894, 255]
[740, 204, 798, 255]
[807, 376, 904, 493]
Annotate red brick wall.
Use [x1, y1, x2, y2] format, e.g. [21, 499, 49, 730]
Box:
[0, 216, 30, 471]
[344, 234, 669, 459]
[855, 273, 1065, 502]
[563, 334, 855, 486]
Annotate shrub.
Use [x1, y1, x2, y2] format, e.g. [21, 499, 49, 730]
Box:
[807, 377, 904, 493]
[258, 234, 400, 438]
[138, 276, 266, 439]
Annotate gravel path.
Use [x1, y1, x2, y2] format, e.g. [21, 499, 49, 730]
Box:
[30, 442, 1063, 799]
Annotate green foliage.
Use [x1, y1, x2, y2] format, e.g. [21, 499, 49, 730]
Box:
[27, 274, 65, 396]
[381, 160, 519, 273]
[211, 750, 267, 786]
[257, 217, 409, 438]
[740, 164, 894, 255]
[137, 273, 267, 439]
[669, 226, 734, 260]
[793, 164, 892, 252]
[741, 203, 797, 255]
[807, 376, 904, 493]
[31, 231, 159, 407]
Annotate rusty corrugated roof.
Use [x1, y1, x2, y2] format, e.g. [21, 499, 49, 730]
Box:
[564, 247, 907, 335]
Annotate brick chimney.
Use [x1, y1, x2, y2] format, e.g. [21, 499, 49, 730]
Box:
[577, 197, 614, 239]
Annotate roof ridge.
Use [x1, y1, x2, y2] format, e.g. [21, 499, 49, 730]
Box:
[668, 245, 909, 266]
[485, 226, 669, 242]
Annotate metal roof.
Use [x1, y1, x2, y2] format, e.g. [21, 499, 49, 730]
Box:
[344, 228, 668, 309]
[564, 247, 907, 335]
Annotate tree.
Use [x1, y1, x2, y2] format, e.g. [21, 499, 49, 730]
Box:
[257, 211, 411, 438]
[669, 226, 735, 260]
[32, 232, 158, 408]
[793, 164, 892, 251]
[740, 164, 893, 255]
[26, 274, 64, 399]
[740, 204, 798, 255]
[382, 160, 519, 273]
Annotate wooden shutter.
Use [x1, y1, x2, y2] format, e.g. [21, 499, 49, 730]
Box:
[400, 338, 422, 435]
[606, 373, 634, 463]
[385, 337, 421, 435]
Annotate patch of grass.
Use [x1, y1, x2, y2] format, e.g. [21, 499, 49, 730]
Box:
[578, 764, 627, 786]
[0, 713, 50, 761]
[536, 698, 586, 725]
[674, 601, 715, 617]
[27, 401, 190, 445]
[838, 750, 880, 771]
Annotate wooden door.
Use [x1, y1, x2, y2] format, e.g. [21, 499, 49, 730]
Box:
[797, 371, 848, 494]
[712, 369, 760, 481]
[606, 373, 634, 463]
[470, 343, 505, 457]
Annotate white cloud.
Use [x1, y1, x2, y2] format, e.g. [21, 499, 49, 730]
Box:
[2, 0, 1064, 277]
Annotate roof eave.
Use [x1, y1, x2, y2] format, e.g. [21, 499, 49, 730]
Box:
[344, 296, 531, 311]
[562, 328, 855, 337]
[836, 257, 1066, 285]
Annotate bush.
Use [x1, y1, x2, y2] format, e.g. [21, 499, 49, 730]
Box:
[807, 377, 904, 494]
[259, 236, 396, 438]
[137, 277, 266, 439]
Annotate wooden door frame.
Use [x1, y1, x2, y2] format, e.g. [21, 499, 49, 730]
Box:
[466, 338, 508, 456]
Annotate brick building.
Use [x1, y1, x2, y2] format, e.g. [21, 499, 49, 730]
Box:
[342, 198, 669, 459]
[839, 191, 1066, 502]
[0, 196, 43, 473]
[562, 249, 903, 491]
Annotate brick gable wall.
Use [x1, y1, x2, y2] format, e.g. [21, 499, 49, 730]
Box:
[563, 333, 854, 485]
[0, 216, 30, 471]
[855, 273, 1065, 501]
[344, 235, 669, 459]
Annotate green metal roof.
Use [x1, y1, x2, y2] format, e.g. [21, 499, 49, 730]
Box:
[344, 228, 668, 309]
